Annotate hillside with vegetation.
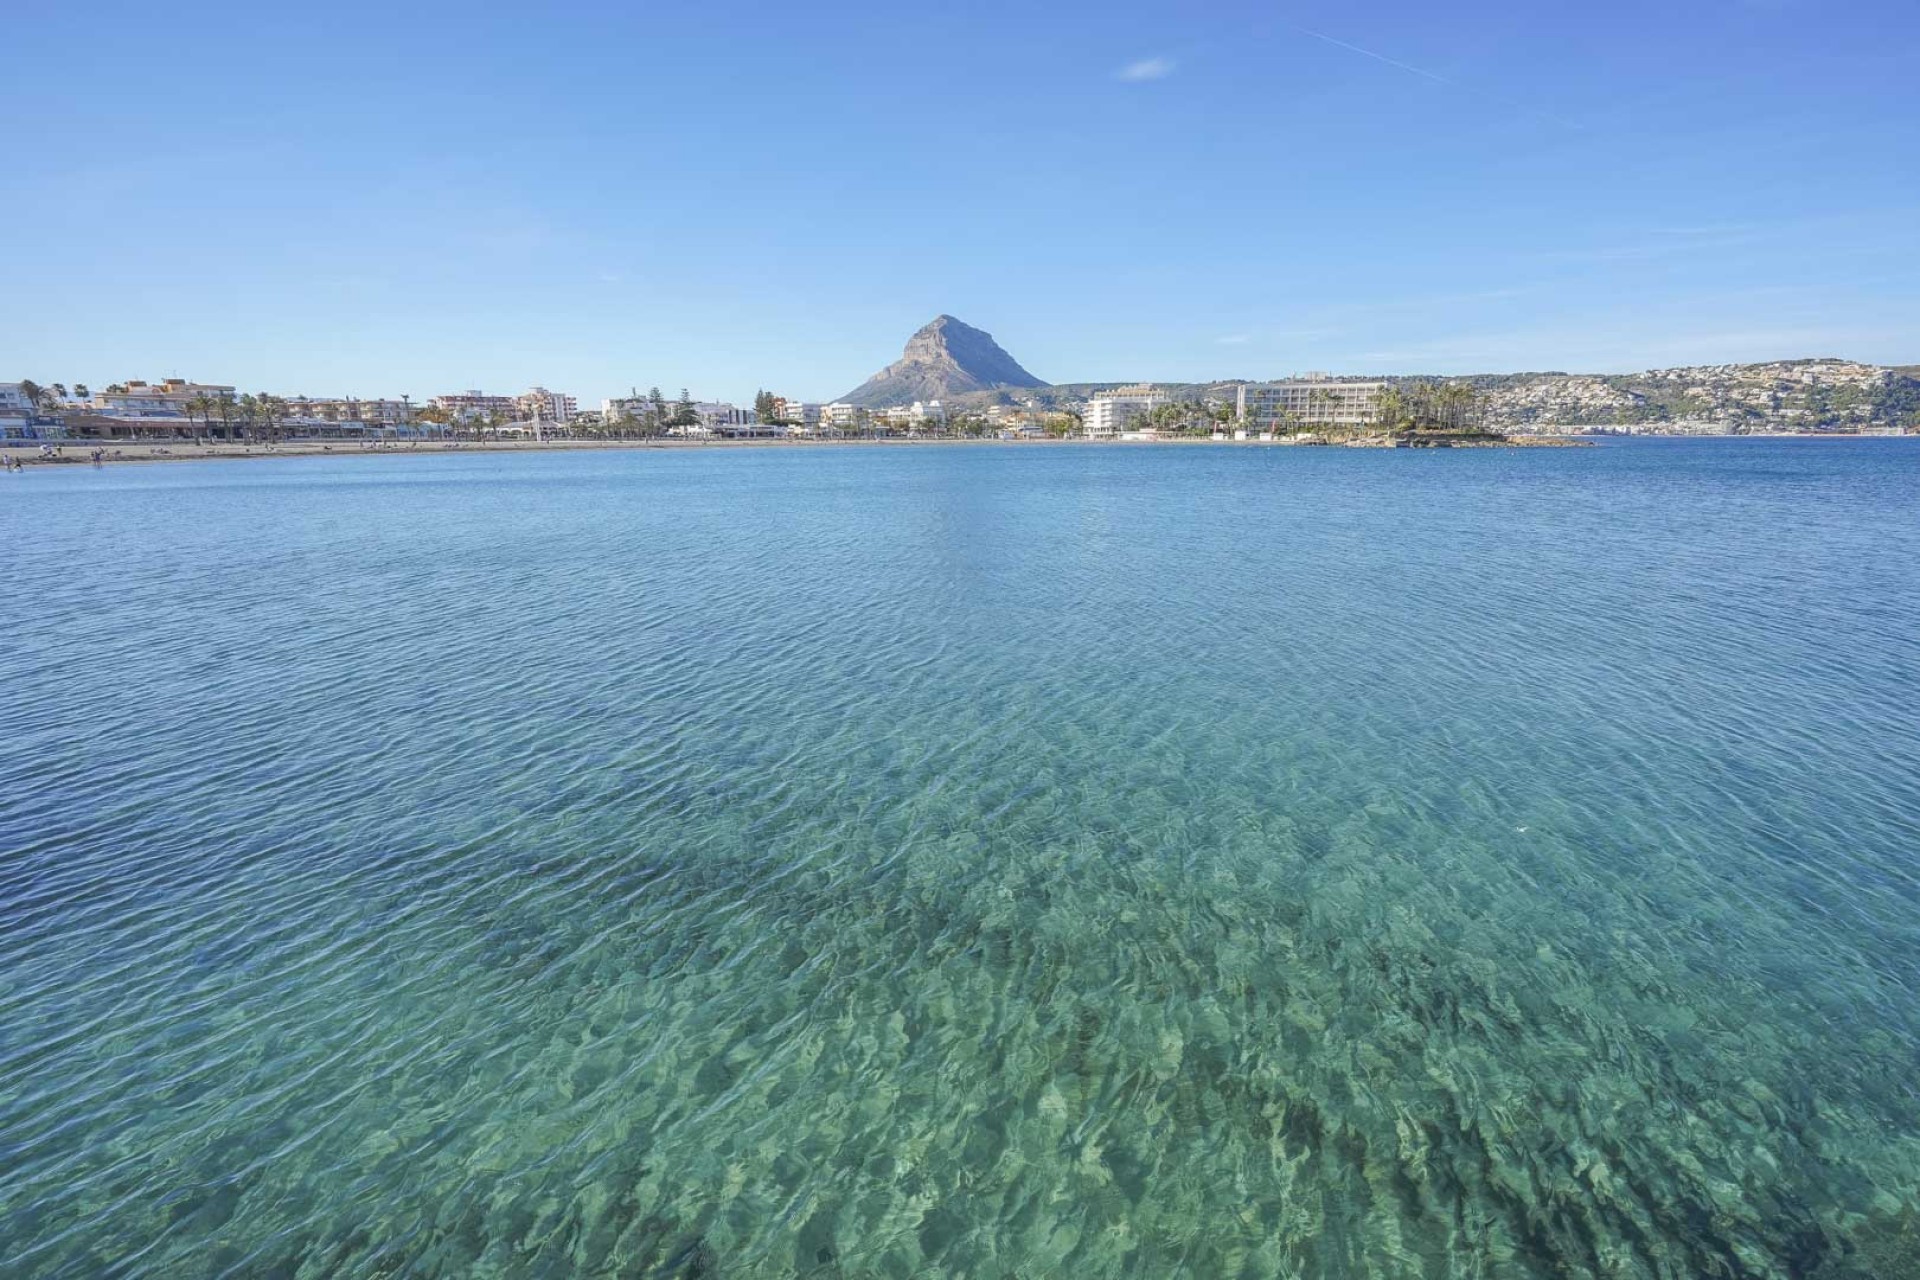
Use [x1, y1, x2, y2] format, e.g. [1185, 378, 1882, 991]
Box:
[1455, 360, 1920, 432]
[943, 360, 1919, 434]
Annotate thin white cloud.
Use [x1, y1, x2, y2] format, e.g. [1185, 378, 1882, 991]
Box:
[1289, 26, 1455, 88]
[1215, 334, 1251, 345]
[1286, 23, 1582, 130]
[1116, 56, 1174, 82]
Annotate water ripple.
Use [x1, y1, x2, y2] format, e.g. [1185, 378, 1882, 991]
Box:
[3, 441, 1920, 1277]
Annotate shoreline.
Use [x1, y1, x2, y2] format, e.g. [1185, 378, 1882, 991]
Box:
[23, 428, 1914, 471]
[0, 433, 1610, 470]
[7, 436, 1078, 468]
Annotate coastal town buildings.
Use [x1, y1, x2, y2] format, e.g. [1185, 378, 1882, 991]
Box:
[985, 405, 1056, 432]
[821, 402, 866, 432]
[1234, 378, 1384, 431]
[690, 402, 753, 428]
[1085, 384, 1168, 437]
[281, 397, 415, 426]
[771, 397, 822, 427]
[707, 403, 750, 429]
[93, 379, 238, 417]
[601, 393, 652, 421]
[0, 383, 35, 438]
[599, 393, 742, 426]
[429, 391, 517, 422]
[10, 357, 1909, 445]
[516, 387, 576, 423]
[1473, 359, 1902, 433]
[874, 400, 947, 430]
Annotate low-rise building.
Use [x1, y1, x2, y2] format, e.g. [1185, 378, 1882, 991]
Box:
[690, 401, 752, 428]
[280, 396, 415, 426]
[93, 378, 237, 417]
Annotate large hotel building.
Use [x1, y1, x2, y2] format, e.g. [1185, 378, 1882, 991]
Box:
[1234, 378, 1384, 430]
[1085, 384, 1169, 436]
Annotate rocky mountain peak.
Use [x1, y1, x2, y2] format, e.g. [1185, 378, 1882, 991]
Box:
[840, 316, 1047, 407]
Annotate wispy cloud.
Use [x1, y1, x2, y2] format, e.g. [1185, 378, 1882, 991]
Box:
[1215, 334, 1251, 345]
[1290, 26, 1455, 88]
[1286, 23, 1582, 130]
[1116, 56, 1174, 82]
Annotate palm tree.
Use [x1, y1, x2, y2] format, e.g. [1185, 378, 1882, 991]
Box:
[1437, 381, 1476, 433]
[1305, 387, 1333, 436]
[183, 394, 207, 439]
[1375, 386, 1407, 435]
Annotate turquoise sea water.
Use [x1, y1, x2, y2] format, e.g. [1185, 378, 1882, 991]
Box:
[3, 439, 1919, 1278]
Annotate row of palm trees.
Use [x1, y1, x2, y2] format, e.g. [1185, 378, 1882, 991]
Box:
[15, 380, 90, 413]
[177, 393, 299, 441]
[1374, 381, 1484, 434]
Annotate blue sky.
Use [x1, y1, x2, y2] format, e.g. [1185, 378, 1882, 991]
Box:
[8, 0, 1918, 404]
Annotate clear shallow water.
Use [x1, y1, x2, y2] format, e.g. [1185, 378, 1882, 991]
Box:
[3, 439, 1919, 1279]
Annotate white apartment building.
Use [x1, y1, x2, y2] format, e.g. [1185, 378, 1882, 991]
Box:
[691, 402, 752, 428]
[599, 395, 746, 427]
[0, 383, 33, 413]
[517, 387, 576, 423]
[877, 400, 948, 430]
[771, 397, 822, 426]
[1085, 384, 1168, 437]
[821, 402, 866, 431]
[430, 390, 517, 422]
[603, 394, 654, 421]
[1234, 378, 1384, 430]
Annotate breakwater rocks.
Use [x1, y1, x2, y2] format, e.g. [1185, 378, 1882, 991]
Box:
[1338, 434, 1594, 448]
